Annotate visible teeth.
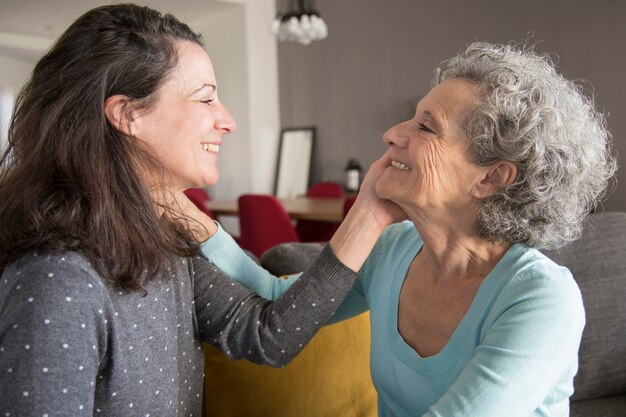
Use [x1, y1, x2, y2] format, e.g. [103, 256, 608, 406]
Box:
[201, 143, 219, 153]
[391, 160, 410, 171]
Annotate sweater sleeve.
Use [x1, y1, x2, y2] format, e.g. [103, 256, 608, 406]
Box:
[0, 256, 108, 417]
[199, 223, 369, 323]
[199, 222, 298, 299]
[423, 265, 585, 417]
[193, 244, 362, 367]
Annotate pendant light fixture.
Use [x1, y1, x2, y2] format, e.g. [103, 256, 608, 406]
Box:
[271, 0, 328, 45]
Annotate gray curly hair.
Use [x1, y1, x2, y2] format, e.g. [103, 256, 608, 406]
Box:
[435, 42, 617, 250]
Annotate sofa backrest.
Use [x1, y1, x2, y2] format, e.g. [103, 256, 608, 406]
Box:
[260, 242, 326, 275]
[543, 212, 626, 401]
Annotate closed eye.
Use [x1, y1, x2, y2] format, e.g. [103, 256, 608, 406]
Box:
[418, 123, 434, 134]
[201, 99, 215, 105]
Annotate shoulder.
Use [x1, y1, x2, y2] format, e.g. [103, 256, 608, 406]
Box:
[1, 252, 111, 364]
[509, 246, 581, 299]
[1, 251, 110, 318]
[495, 245, 584, 325]
[477, 245, 586, 361]
[4, 250, 106, 288]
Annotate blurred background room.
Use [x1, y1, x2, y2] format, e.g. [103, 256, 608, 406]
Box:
[1, 0, 624, 241]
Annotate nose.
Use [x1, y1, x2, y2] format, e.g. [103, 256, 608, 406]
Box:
[383, 120, 410, 149]
[215, 103, 237, 134]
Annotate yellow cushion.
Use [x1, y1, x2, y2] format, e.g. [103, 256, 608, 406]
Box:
[203, 312, 376, 417]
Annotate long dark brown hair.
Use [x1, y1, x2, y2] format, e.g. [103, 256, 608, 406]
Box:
[0, 4, 204, 291]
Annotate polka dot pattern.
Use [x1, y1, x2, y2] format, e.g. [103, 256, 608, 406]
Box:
[0, 253, 205, 416]
[0, 241, 355, 416]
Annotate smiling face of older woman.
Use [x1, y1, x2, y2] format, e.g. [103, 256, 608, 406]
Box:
[376, 78, 492, 215]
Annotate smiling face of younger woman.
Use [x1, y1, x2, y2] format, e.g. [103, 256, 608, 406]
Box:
[131, 41, 236, 191]
[376, 78, 489, 214]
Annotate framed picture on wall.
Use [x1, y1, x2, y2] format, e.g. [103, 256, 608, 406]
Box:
[274, 127, 315, 198]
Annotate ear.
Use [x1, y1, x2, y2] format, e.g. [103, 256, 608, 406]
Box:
[474, 160, 517, 198]
[104, 95, 134, 136]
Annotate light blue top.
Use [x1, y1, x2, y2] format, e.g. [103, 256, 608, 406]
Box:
[201, 221, 585, 417]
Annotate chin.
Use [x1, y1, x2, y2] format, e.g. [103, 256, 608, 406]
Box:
[197, 171, 219, 188]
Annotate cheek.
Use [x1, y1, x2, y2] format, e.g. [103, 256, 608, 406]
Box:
[375, 176, 387, 196]
[416, 142, 448, 189]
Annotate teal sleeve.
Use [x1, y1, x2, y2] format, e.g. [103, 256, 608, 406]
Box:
[200, 222, 368, 322]
[199, 222, 297, 300]
[423, 267, 585, 417]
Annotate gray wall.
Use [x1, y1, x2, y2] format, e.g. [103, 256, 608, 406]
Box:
[277, 0, 626, 212]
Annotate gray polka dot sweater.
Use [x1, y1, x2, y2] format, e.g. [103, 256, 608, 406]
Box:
[0, 245, 355, 417]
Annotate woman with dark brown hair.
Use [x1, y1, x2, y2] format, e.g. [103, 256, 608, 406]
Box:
[0, 4, 403, 416]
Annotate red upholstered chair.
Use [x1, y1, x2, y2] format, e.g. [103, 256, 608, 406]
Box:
[184, 188, 215, 219]
[295, 182, 344, 242]
[238, 194, 300, 258]
[306, 182, 345, 198]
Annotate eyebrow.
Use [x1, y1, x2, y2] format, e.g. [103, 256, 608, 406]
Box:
[191, 83, 217, 95]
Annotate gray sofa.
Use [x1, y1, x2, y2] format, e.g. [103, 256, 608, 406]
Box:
[260, 212, 626, 417]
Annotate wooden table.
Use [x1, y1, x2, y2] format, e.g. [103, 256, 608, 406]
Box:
[208, 197, 345, 222]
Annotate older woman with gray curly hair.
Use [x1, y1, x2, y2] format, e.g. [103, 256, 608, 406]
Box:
[438, 43, 615, 250]
[191, 41, 617, 417]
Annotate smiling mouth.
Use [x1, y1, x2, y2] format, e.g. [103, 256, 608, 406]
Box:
[201, 143, 220, 153]
[390, 160, 410, 171]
